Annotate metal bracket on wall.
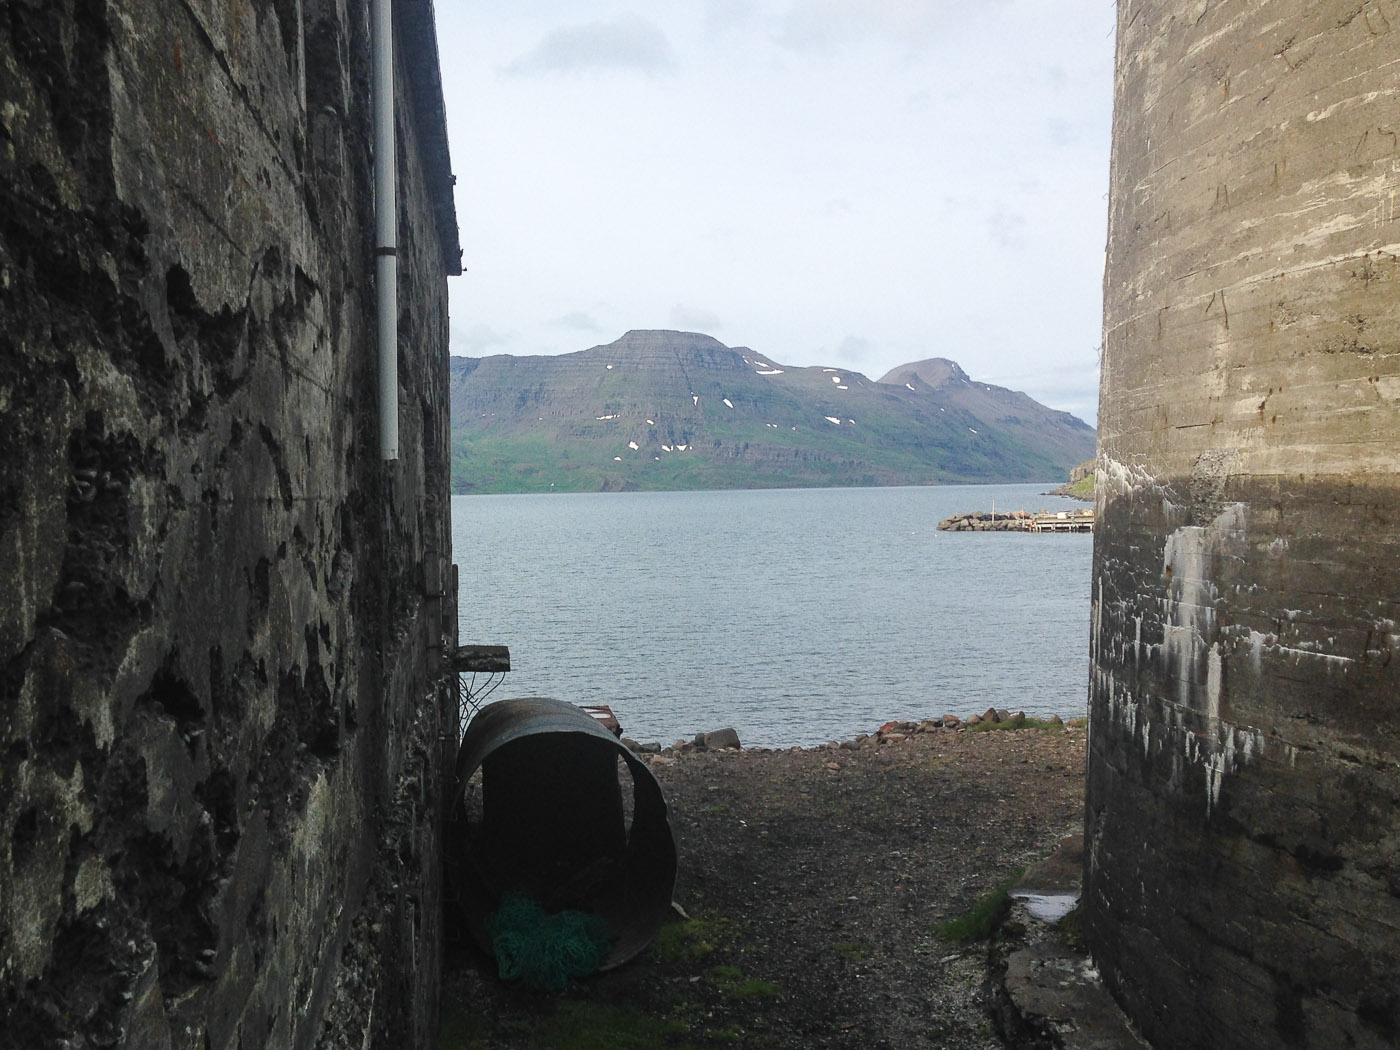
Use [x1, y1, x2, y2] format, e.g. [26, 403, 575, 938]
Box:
[452, 645, 511, 740]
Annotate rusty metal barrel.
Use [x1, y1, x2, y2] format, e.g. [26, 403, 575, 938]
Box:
[445, 697, 677, 970]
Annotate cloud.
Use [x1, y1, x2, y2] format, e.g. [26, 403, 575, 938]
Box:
[835, 335, 875, 364]
[774, 0, 991, 54]
[455, 323, 512, 357]
[670, 305, 724, 333]
[503, 14, 677, 76]
[1046, 118, 1077, 147]
[704, 0, 757, 37]
[986, 210, 1027, 248]
[984, 361, 1101, 424]
[551, 311, 602, 331]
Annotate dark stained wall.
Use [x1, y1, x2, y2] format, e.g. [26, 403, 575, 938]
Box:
[1088, 2, 1400, 1048]
[0, 1, 458, 1047]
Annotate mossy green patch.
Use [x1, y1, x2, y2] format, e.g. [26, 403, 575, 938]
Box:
[1065, 473, 1095, 498]
[966, 715, 1065, 734]
[710, 965, 780, 1000]
[1056, 903, 1085, 949]
[651, 915, 735, 962]
[936, 873, 1024, 944]
[831, 940, 869, 962]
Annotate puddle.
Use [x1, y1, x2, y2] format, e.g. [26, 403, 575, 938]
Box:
[1010, 891, 1079, 923]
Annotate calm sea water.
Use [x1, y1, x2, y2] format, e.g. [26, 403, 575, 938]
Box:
[451, 484, 1092, 749]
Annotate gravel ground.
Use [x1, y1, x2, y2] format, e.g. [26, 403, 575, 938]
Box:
[440, 721, 1086, 1049]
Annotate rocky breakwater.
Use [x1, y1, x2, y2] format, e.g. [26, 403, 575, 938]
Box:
[938, 510, 1036, 532]
[940, 508, 1096, 533]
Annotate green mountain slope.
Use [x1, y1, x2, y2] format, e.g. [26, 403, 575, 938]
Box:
[449, 330, 1095, 493]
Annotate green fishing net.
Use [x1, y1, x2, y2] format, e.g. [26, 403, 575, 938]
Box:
[486, 894, 615, 990]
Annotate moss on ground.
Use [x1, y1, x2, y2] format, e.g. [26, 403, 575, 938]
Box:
[831, 940, 869, 962]
[966, 715, 1066, 734]
[935, 873, 1024, 944]
[710, 965, 781, 1001]
[651, 914, 736, 962]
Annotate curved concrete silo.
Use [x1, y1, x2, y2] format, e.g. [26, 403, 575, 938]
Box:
[1089, 2, 1400, 1048]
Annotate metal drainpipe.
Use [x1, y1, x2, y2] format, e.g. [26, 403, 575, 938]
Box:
[371, 0, 398, 461]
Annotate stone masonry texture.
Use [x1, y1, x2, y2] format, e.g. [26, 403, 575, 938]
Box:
[0, 1, 459, 1048]
[1089, 2, 1399, 1049]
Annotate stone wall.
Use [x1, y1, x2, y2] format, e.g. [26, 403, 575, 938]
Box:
[1088, 2, 1399, 1048]
[0, 1, 459, 1047]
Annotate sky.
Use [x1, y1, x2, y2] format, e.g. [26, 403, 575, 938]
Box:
[432, 1, 1116, 425]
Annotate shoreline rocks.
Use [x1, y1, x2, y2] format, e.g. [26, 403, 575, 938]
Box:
[623, 709, 1071, 761]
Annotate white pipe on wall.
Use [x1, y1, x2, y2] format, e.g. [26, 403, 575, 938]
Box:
[371, 0, 398, 461]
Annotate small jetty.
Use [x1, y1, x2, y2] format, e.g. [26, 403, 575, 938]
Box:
[937, 508, 1094, 533]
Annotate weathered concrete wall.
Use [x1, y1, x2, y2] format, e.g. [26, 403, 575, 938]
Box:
[1088, 2, 1400, 1048]
[0, 1, 459, 1047]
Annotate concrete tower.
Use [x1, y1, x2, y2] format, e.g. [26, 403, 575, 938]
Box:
[1089, 2, 1400, 1048]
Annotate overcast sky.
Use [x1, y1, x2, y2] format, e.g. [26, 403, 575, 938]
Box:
[433, 1, 1116, 425]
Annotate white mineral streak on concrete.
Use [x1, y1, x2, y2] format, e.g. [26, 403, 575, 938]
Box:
[1273, 644, 1356, 668]
[1248, 629, 1268, 674]
[1091, 573, 1104, 667]
[1306, 90, 1390, 123]
[1120, 502, 1304, 815]
[1097, 454, 1158, 500]
[1206, 644, 1222, 724]
[825, 416, 841, 425]
[1161, 505, 1243, 708]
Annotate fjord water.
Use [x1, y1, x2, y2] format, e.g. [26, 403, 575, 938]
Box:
[451, 484, 1092, 749]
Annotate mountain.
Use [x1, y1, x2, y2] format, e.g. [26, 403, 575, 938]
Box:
[448, 330, 1095, 493]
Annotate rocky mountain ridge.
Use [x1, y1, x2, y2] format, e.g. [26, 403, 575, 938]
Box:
[449, 330, 1095, 493]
